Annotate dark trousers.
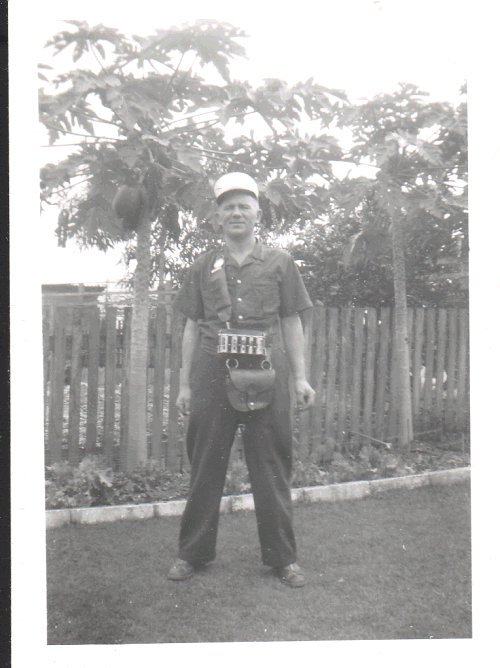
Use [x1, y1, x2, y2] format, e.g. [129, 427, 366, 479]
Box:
[178, 349, 297, 568]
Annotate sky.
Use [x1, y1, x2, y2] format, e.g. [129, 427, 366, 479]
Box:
[31, 0, 471, 286]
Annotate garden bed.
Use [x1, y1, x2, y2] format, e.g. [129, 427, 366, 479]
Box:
[45, 433, 469, 510]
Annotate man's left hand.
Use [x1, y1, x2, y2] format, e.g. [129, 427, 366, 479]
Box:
[294, 379, 316, 410]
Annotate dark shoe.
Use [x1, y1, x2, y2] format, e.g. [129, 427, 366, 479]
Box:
[168, 559, 196, 581]
[276, 563, 306, 588]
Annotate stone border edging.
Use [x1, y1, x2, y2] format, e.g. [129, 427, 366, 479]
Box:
[46, 466, 470, 529]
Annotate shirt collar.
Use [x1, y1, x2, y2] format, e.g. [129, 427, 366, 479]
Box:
[250, 240, 264, 261]
[223, 239, 264, 266]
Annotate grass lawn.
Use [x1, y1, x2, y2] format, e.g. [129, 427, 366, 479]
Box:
[46, 482, 471, 643]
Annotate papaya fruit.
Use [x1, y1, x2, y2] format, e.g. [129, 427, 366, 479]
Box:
[112, 185, 145, 230]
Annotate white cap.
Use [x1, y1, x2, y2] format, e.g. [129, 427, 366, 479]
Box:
[213, 172, 259, 201]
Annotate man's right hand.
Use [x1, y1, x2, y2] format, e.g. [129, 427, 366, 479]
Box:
[176, 386, 192, 416]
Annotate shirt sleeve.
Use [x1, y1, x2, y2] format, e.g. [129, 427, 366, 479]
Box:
[172, 261, 204, 321]
[279, 255, 313, 318]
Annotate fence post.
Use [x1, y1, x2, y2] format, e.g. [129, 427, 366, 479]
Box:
[119, 308, 132, 471]
[85, 306, 100, 454]
[422, 308, 436, 428]
[374, 307, 391, 441]
[412, 308, 425, 432]
[349, 309, 364, 452]
[68, 307, 83, 465]
[386, 310, 399, 442]
[103, 307, 117, 467]
[166, 310, 184, 472]
[337, 307, 352, 449]
[297, 309, 313, 459]
[455, 309, 469, 431]
[151, 302, 168, 463]
[324, 307, 339, 454]
[434, 309, 448, 427]
[42, 306, 51, 437]
[310, 307, 326, 461]
[445, 308, 458, 431]
[47, 307, 67, 464]
[362, 307, 377, 442]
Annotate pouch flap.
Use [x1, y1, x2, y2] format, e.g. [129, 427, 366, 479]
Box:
[226, 367, 276, 411]
[227, 367, 276, 392]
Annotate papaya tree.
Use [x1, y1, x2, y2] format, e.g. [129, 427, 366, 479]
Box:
[337, 84, 467, 447]
[39, 21, 347, 470]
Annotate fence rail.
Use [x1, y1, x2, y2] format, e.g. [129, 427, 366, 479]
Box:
[43, 304, 470, 471]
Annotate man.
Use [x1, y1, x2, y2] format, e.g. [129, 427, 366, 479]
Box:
[168, 172, 315, 588]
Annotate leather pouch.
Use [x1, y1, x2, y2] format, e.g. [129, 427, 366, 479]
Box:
[226, 366, 276, 412]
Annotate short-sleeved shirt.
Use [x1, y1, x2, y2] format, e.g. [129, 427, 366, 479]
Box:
[173, 241, 313, 354]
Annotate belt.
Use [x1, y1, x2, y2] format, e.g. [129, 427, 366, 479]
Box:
[217, 328, 273, 356]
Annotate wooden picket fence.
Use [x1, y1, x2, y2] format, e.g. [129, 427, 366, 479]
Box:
[43, 303, 469, 471]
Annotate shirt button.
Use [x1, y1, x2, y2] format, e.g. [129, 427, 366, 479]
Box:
[238, 315, 243, 320]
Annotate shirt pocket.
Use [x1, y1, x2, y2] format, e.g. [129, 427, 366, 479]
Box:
[201, 273, 230, 319]
[253, 272, 280, 316]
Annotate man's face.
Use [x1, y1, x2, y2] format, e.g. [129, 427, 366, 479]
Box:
[215, 192, 261, 241]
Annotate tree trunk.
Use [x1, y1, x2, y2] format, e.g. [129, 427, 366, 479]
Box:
[150, 223, 168, 464]
[124, 210, 151, 471]
[391, 212, 414, 448]
[157, 223, 167, 305]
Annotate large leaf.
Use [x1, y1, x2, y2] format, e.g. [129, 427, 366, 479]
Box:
[175, 149, 203, 173]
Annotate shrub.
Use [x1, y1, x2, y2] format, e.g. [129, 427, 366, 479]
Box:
[45, 456, 191, 509]
[46, 457, 113, 509]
